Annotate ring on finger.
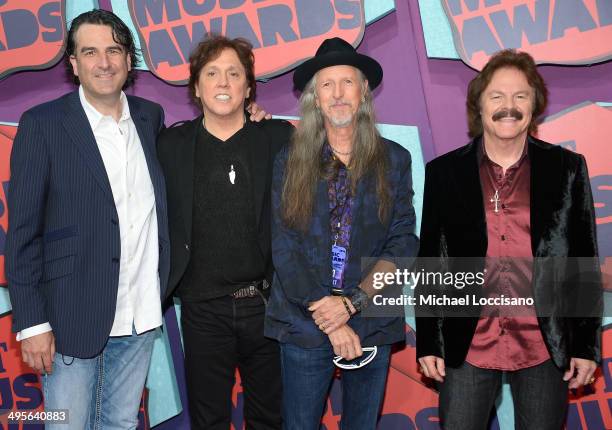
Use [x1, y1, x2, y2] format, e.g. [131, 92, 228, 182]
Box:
[588, 376, 596, 384]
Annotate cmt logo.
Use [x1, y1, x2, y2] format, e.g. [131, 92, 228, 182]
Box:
[128, 0, 365, 84]
[0, 315, 44, 427]
[566, 325, 612, 429]
[538, 102, 612, 290]
[0, 0, 66, 79]
[0, 125, 14, 286]
[442, 0, 612, 70]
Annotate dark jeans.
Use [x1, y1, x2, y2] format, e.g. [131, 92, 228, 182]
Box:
[182, 294, 282, 430]
[439, 360, 569, 430]
[280, 342, 391, 430]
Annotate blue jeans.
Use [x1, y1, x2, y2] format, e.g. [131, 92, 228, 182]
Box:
[43, 328, 159, 430]
[280, 342, 391, 430]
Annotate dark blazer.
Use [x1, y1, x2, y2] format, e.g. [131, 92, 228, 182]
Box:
[5, 90, 169, 358]
[415, 136, 602, 370]
[156, 115, 293, 300]
[265, 139, 419, 348]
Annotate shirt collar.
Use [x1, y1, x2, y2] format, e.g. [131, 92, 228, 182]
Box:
[79, 85, 131, 131]
[478, 135, 529, 168]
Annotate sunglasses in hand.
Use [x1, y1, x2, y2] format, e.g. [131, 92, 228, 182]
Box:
[333, 346, 378, 370]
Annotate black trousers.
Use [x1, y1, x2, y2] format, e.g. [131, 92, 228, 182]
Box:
[438, 360, 569, 430]
[181, 294, 282, 430]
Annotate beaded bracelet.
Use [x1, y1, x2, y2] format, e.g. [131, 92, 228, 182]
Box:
[341, 296, 353, 317]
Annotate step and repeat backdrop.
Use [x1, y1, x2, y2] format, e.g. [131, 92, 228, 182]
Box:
[0, 0, 610, 428]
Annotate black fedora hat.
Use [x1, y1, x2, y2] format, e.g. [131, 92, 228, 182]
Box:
[293, 37, 383, 91]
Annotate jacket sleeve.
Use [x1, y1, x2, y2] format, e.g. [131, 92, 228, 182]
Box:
[567, 154, 602, 363]
[5, 111, 50, 332]
[379, 150, 419, 265]
[271, 148, 328, 311]
[415, 160, 445, 359]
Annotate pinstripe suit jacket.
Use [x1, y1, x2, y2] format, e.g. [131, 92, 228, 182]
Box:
[5, 90, 170, 358]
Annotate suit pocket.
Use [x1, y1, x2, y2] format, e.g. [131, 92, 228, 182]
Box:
[43, 225, 77, 242]
[43, 236, 76, 281]
[42, 255, 75, 282]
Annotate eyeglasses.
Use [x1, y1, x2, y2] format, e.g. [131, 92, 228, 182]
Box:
[333, 346, 378, 370]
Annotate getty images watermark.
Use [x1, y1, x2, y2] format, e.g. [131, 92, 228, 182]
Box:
[372, 267, 534, 307]
[360, 257, 605, 318]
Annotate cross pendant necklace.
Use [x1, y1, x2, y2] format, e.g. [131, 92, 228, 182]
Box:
[490, 189, 500, 213]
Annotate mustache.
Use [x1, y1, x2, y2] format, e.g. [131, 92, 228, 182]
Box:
[492, 108, 524, 121]
[329, 101, 351, 107]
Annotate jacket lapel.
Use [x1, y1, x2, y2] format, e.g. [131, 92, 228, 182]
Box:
[315, 179, 332, 282]
[177, 117, 199, 243]
[528, 137, 559, 256]
[245, 121, 270, 229]
[128, 98, 166, 217]
[348, 176, 366, 268]
[456, 139, 488, 254]
[62, 91, 115, 205]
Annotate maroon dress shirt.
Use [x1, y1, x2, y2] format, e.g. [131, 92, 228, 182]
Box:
[465, 141, 550, 370]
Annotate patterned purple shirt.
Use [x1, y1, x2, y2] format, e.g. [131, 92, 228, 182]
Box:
[324, 144, 354, 291]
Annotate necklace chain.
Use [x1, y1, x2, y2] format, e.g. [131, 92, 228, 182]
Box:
[330, 145, 352, 156]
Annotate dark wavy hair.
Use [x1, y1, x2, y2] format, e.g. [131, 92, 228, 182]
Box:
[466, 49, 548, 138]
[65, 9, 139, 88]
[188, 35, 256, 110]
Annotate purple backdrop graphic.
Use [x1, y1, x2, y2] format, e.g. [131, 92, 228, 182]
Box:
[0, 0, 610, 428]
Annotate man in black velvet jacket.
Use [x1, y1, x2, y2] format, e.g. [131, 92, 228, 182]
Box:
[415, 50, 601, 429]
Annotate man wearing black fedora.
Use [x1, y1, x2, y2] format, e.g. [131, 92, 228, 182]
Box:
[265, 37, 419, 429]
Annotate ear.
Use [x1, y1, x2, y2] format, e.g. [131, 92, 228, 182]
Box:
[127, 53, 132, 72]
[69, 55, 78, 77]
[246, 86, 251, 99]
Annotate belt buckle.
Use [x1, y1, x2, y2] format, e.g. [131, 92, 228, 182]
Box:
[232, 284, 257, 299]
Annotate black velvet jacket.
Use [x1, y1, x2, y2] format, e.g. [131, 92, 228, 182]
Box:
[415, 136, 602, 370]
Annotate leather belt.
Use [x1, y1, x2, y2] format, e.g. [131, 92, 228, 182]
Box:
[232, 279, 269, 299]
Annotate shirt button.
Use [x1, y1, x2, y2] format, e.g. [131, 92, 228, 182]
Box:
[130, 224, 134, 229]
[185, 243, 190, 251]
[501, 235, 506, 241]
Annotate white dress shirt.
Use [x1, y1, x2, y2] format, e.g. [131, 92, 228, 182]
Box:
[18, 86, 162, 340]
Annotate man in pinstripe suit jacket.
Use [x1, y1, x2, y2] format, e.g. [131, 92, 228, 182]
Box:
[5, 10, 169, 428]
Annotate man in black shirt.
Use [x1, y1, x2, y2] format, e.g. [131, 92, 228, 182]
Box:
[157, 35, 292, 430]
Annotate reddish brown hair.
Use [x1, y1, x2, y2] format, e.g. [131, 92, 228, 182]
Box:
[466, 49, 548, 138]
[188, 35, 256, 110]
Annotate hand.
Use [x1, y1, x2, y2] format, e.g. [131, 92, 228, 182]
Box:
[309, 296, 353, 334]
[563, 357, 597, 389]
[418, 355, 446, 382]
[328, 325, 363, 360]
[21, 331, 55, 374]
[246, 102, 272, 122]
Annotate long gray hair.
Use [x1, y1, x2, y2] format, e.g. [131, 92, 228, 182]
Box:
[281, 71, 391, 231]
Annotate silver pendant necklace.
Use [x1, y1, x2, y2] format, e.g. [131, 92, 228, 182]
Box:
[229, 164, 235, 184]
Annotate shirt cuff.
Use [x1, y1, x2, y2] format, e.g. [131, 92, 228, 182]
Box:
[16, 323, 52, 341]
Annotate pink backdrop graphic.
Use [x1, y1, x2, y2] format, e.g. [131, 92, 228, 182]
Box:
[441, 0, 612, 70]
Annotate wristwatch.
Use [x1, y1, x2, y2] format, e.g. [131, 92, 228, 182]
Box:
[349, 288, 369, 314]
